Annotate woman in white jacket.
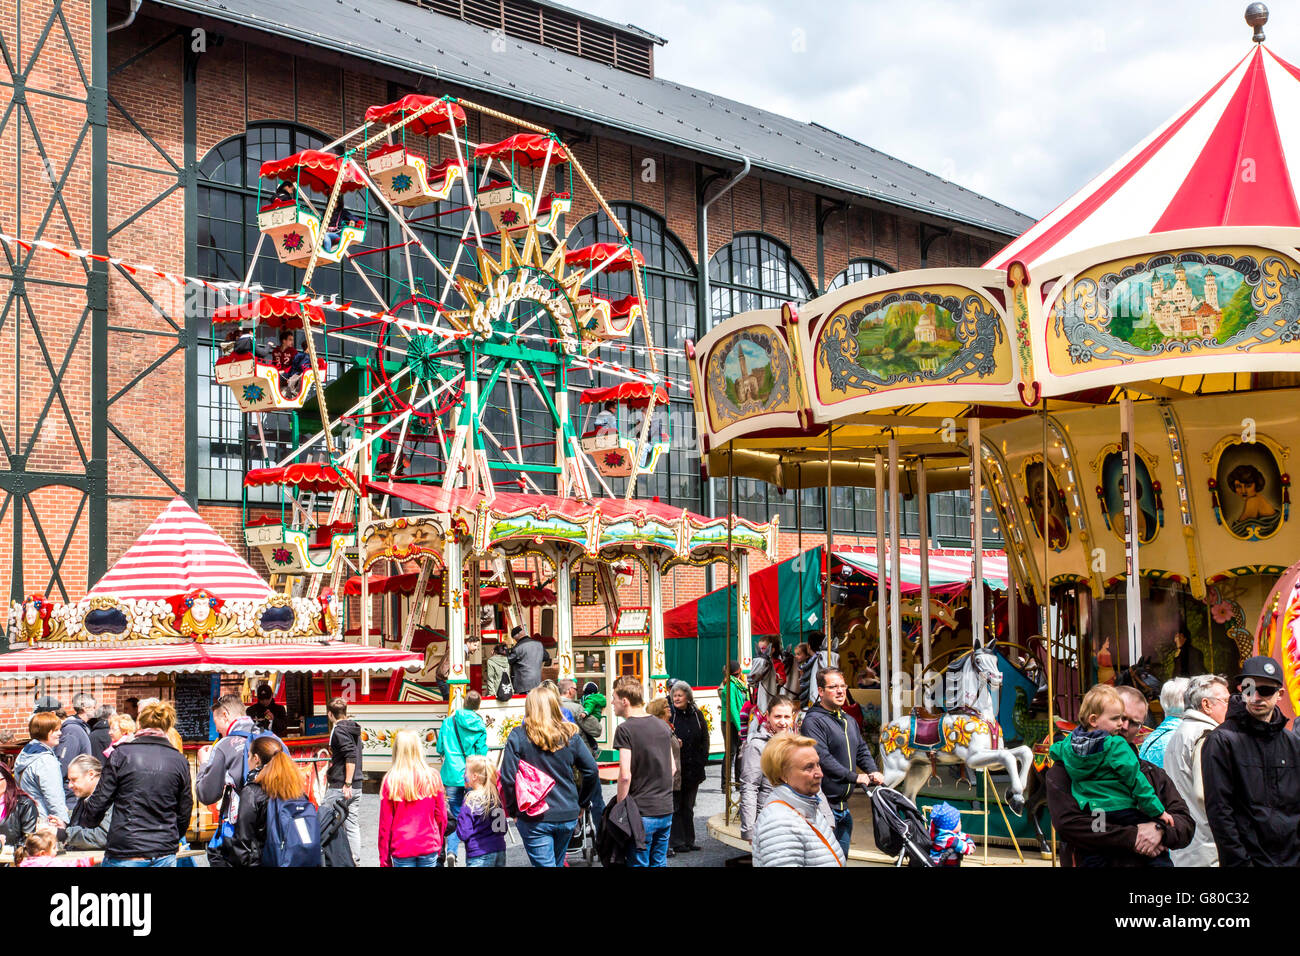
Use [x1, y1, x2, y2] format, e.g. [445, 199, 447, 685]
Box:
[751, 732, 845, 867]
[1163, 674, 1230, 866]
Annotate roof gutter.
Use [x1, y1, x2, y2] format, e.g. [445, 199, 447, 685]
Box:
[108, 0, 143, 32]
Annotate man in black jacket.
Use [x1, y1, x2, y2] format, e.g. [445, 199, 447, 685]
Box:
[508, 626, 551, 694]
[1045, 685, 1195, 865]
[80, 731, 192, 866]
[801, 667, 883, 858]
[325, 697, 363, 866]
[1202, 655, 1300, 866]
[55, 692, 95, 810]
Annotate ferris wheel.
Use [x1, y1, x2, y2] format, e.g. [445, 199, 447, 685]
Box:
[208, 94, 672, 590]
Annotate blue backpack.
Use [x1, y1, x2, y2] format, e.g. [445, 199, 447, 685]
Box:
[208, 725, 286, 853]
[262, 795, 321, 867]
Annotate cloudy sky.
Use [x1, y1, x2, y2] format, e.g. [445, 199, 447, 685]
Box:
[565, 0, 1280, 219]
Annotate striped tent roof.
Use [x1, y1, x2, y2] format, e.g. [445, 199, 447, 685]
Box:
[89, 497, 273, 600]
[834, 546, 1009, 593]
[988, 44, 1300, 271]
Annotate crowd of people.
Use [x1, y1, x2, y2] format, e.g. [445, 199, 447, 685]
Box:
[4, 644, 1298, 869]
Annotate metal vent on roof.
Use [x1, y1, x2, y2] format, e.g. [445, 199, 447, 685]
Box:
[411, 0, 655, 77]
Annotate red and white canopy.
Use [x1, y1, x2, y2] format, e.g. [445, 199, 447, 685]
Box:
[989, 45, 1300, 271]
[833, 546, 1009, 594]
[89, 497, 273, 601]
[0, 641, 421, 679]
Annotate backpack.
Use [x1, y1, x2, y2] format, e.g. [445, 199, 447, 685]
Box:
[495, 672, 514, 702]
[262, 796, 322, 867]
[210, 724, 286, 850]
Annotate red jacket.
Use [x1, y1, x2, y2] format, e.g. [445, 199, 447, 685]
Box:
[377, 784, 447, 866]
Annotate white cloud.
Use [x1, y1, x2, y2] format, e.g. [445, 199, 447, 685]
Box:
[565, 0, 1277, 218]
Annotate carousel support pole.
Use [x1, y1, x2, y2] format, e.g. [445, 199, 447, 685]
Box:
[1042, 405, 1057, 865]
[888, 436, 903, 717]
[918, 457, 932, 706]
[724, 442, 737, 823]
[359, 392, 373, 698]
[1120, 397, 1142, 667]
[445, 533, 467, 710]
[796, 464, 804, 650]
[970, 418, 984, 646]
[875, 450, 890, 727]
[824, 428, 834, 652]
[555, 547, 574, 683]
[648, 553, 668, 699]
[737, 548, 753, 681]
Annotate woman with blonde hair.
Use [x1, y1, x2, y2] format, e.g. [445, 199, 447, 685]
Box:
[226, 734, 310, 866]
[456, 754, 507, 866]
[378, 728, 446, 867]
[136, 700, 184, 751]
[751, 732, 844, 867]
[500, 685, 599, 866]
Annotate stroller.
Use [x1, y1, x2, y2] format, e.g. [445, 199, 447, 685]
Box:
[565, 805, 597, 866]
[867, 785, 935, 867]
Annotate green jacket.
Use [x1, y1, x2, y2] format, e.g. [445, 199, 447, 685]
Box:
[483, 653, 512, 697]
[436, 709, 488, 788]
[1049, 729, 1165, 818]
[722, 676, 748, 725]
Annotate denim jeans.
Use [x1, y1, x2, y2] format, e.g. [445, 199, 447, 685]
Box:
[587, 781, 606, 839]
[392, 853, 442, 867]
[632, 814, 673, 867]
[515, 818, 576, 867]
[830, 806, 853, 859]
[444, 786, 465, 857]
[101, 854, 176, 867]
[465, 850, 506, 867]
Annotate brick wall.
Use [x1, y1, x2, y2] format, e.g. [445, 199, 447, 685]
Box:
[0, 11, 1014, 731]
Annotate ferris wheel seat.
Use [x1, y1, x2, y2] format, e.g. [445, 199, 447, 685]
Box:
[575, 292, 639, 340]
[366, 148, 463, 208]
[257, 202, 365, 268]
[217, 358, 321, 412]
[477, 182, 570, 239]
[245, 522, 355, 574]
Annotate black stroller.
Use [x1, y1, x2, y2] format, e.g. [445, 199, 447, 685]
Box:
[565, 805, 597, 866]
[867, 785, 935, 867]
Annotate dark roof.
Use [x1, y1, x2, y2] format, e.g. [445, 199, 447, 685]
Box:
[527, 0, 666, 45]
[153, 0, 1034, 237]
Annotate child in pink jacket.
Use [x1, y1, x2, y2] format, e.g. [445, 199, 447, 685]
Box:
[378, 730, 448, 867]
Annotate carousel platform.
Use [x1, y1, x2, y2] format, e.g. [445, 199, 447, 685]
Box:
[707, 788, 1054, 867]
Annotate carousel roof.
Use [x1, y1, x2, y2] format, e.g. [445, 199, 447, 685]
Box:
[89, 497, 274, 601]
[988, 45, 1300, 271]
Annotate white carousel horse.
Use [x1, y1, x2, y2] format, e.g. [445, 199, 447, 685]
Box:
[878, 642, 1035, 813]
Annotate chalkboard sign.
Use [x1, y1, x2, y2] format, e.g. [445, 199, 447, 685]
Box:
[174, 674, 215, 741]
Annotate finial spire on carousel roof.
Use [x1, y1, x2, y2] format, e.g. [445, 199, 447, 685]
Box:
[1246, 2, 1268, 43]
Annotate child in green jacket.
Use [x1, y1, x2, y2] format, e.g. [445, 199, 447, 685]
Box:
[1048, 684, 1175, 867]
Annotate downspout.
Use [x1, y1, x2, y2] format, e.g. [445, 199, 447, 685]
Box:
[698, 156, 751, 591]
[107, 0, 143, 32]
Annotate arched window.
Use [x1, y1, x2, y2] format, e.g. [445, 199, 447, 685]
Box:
[568, 203, 698, 506]
[196, 122, 390, 502]
[708, 233, 812, 323]
[827, 257, 894, 291]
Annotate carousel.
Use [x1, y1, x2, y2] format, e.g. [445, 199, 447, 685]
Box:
[690, 6, 1300, 863]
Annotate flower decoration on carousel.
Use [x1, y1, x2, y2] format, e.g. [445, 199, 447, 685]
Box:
[282, 232, 304, 252]
[880, 723, 910, 756]
[390, 172, 413, 193]
[243, 383, 266, 404]
[271, 547, 293, 566]
[1211, 601, 1235, 625]
[602, 450, 626, 468]
[499, 208, 520, 226]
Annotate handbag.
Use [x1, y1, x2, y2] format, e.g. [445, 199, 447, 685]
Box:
[515, 759, 556, 817]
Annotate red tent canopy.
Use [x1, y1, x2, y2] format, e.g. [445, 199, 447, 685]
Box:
[342, 572, 555, 606]
[211, 295, 325, 329]
[259, 150, 366, 195]
[364, 95, 466, 137]
[564, 243, 644, 273]
[579, 382, 668, 407]
[473, 133, 568, 168]
[244, 463, 356, 493]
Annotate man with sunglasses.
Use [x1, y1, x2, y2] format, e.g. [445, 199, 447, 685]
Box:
[1202, 656, 1300, 866]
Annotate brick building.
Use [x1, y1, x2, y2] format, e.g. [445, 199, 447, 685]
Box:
[0, 0, 1029, 728]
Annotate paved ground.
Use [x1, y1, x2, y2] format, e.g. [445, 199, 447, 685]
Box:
[355, 763, 747, 867]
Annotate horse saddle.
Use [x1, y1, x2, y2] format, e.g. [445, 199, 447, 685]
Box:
[907, 708, 944, 750]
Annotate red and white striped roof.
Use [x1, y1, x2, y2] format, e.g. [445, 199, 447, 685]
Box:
[988, 45, 1300, 271]
[89, 497, 273, 601]
[834, 546, 1009, 593]
[0, 641, 421, 679]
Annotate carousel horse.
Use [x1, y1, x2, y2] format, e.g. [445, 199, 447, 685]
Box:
[878, 642, 1036, 814]
[1115, 655, 1163, 711]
